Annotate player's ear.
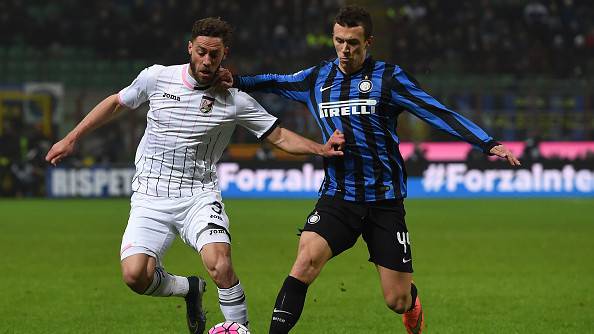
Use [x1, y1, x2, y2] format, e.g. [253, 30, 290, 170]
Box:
[366, 35, 374, 48]
[223, 46, 229, 60]
[188, 41, 193, 55]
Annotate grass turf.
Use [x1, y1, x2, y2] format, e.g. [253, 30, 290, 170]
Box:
[0, 198, 593, 333]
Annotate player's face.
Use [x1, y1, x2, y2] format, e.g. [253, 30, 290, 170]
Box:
[188, 36, 228, 84]
[332, 23, 372, 74]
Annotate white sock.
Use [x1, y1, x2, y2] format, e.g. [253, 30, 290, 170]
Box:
[143, 267, 189, 297]
[218, 281, 248, 325]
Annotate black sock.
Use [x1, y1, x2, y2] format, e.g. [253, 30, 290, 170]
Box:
[408, 283, 418, 312]
[269, 276, 309, 334]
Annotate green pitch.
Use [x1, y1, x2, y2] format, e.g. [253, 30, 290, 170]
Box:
[1, 198, 593, 333]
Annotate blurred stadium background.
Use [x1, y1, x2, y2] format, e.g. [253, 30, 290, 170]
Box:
[1, 1, 593, 333]
[2, 0, 594, 197]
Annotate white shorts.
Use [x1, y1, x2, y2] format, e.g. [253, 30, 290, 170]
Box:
[120, 191, 231, 263]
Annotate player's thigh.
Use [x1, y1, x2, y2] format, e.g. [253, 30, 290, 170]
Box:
[301, 196, 365, 257]
[178, 191, 231, 253]
[363, 199, 413, 272]
[120, 193, 177, 265]
[294, 231, 333, 267]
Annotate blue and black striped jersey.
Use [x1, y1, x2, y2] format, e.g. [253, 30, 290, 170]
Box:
[234, 57, 499, 201]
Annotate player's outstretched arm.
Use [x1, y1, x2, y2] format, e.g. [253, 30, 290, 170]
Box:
[216, 67, 315, 103]
[45, 94, 127, 165]
[489, 144, 521, 166]
[265, 128, 344, 158]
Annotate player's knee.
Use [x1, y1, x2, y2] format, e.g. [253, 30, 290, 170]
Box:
[291, 256, 323, 283]
[385, 293, 409, 314]
[121, 267, 150, 294]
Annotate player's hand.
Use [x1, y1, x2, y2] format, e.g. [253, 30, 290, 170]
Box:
[213, 67, 233, 90]
[489, 144, 521, 166]
[322, 130, 345, 158]
[45, 137, 76, 166]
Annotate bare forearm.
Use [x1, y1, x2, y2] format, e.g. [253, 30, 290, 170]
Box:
[66, 94, 124, 142]
[267, 127, 323, 156]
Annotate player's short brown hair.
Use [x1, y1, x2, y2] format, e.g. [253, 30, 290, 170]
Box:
[335, 5, 373, 39]
[191, 17, 233, 46]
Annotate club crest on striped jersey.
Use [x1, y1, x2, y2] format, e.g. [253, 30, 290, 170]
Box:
[358, 79, 373, 93]
[200, 96, 215, 114]
[318, 99, 377, 118]
[307, 211, 320, 224]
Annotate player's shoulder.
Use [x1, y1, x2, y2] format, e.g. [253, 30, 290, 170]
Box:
[318, 58, 335, 69]
[371, 59, 402, 74]
[204, 88, 252, 108]
[137, 64, 168, 80]
[227, 89, 265, 112]
[228, 88, 254, 103]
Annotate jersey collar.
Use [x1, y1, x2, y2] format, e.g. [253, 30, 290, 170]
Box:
[333, 55, 374, 77]
[182, 64, 211, 90]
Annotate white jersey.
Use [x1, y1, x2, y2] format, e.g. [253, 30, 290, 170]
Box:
[118, 64, 278, 197]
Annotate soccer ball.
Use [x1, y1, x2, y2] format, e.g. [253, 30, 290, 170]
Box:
[208, 321, 250, 334]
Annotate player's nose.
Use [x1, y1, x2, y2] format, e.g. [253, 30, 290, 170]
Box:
[203, 56, 212, 66]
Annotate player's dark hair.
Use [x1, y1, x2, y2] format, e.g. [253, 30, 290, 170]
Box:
[191, 17, 233, 46]
[335, 5, 373, 39]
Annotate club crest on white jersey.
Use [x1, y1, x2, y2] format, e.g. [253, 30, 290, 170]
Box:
[200, 96, 215, 114]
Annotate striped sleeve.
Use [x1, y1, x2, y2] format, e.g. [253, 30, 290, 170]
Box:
[233, 66, 316, 103]
[390, 66, 499, 154]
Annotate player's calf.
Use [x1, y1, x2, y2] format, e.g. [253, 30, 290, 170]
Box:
[269, 276, 309, 334]
[203, 256, 236, 288]
[201, 243, 237, 288]
[201, 244, 249, 326]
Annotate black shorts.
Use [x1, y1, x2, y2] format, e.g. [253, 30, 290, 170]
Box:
[302, 195, 413, 273]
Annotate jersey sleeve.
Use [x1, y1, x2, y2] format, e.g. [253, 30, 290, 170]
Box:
[117, 65, 163, 109]
[234, 92, 280, 140]
[233, 66, 316, 103]
[390, 66, 499, 154]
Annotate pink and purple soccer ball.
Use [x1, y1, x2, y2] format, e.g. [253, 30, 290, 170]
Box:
[208, 321, 250, 334]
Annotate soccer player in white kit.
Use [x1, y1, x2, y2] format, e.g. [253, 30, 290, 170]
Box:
[45, 17, 345, 334]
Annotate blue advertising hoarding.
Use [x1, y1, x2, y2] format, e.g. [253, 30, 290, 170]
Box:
[47, 160, 594, 198]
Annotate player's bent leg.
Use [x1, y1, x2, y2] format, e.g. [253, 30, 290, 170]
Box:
[289, 231, 333, 284]
[121, 250, 192, 298]
[200, 242, 248, 327]
[377, 266, 424, 333]
[269, 232, 333, 334]
[377, 266, 413, 313]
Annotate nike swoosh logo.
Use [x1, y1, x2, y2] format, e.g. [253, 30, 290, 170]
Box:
[402, 258, 412, 263]
[273, 308, 293, 315]
[319, 84, 337, 92]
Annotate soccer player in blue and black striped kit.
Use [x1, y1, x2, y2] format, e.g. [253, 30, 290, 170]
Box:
[226, 5, 520, 333]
